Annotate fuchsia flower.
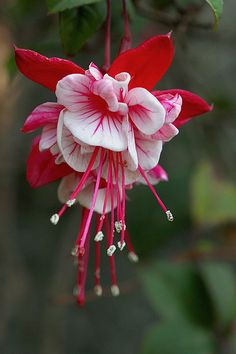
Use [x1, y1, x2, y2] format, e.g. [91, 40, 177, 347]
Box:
[15, 34, 212, 305]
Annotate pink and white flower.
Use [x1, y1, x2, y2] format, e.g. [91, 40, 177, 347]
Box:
[15, 34, 212, 305]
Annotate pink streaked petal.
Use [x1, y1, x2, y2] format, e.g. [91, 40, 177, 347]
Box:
[57, 172, 94, 203]
[153, 89, 212, 128]
[108, 34, 174, 90]
[157, 93, 182, 123]
[104, 72, 131, 99]
[14, 47, 84, 91]
[85, 62, 103, 80]
[27, 136, 72, 188]
[39, 124, 57, 151]
[63, 109, 128, 152]
[126, 88, 165, 134]
[152, 123, 179, 142]
[56, 74, 91, 112]
[57, 112, 99, 172]
[122, 118, 138, 171]
[92, 79, 119, 112]
[22, 102, 63, 133]
[136, 131, 163, 170]
[147, 164, 168, 184]
[78, 184, 117, 214]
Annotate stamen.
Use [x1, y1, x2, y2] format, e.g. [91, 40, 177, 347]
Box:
[114, 153, 122, 222]
[107, 244, 116, 256]
[105, 216, 118, 288]
[111, 284, 120, 296]
[128, 252, 139, 263]
[76, 228, 91, 306]
[79, 150, 105, 250]
[138, 165, 173, 219]
[108, 152, 115, 247]
[94, 231, 104, 242]
[117, 240, 126, 251]
[94, 285, 103, 296]
[53, 147, 99, 220]
[166, 210, 174, 222]
[94, 214, 102, 291]
[50, 213, 59, 225]
[119, 153, 126, 244]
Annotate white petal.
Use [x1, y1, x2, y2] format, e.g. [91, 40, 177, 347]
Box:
[104, 72, 131, 100]
[39, 124, 57, 151]
[63, 110, 128, 152]
[78, 184, 117, 214]
[135, 131, 163, 170]
[57, 111, 99, 172]
[85, 62, 103, 81]
[122, 118, 138, 171]
[57, 172, 94, 203]
[126, 88, 165, 134]
[152, 123, 179, 142]
[56, 74, 91, 112]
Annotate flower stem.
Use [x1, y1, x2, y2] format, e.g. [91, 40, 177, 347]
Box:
[118, 0, 132, 55]
[102, 0, 111, 72]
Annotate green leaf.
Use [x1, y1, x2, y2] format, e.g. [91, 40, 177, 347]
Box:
[191, 162, 236, 226]
[59, 2, 106, 56]
[200, 262, 236, 329]
[140, 261, 214, 327]
[205, 0, 223, 29]
[47, 0, 104, 13]
[141, 321, 216, 354]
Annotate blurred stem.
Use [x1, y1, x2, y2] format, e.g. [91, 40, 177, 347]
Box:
[118, 0, 132, 55]
[102, 0, 111, 72]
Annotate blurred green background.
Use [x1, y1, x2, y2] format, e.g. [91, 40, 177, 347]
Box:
[1, 0, 236, 353]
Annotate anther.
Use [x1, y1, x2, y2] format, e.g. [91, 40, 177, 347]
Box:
[107, 245, 116, 256]
[166, 210, 174, 222]
[94, 285, 103, 296]
[111, 284, 120, 296]
[117, 241, 126, 251]
[100, 215, 105, 221]
[71, 246, 79, 257]
[128, 252, 139, 263]
[66, 198, 76, 207]
[94, 231, 104, 242]
[115, 221, 122, 233]
[115, 220, 126, 233]
[50, 213, 59, 225]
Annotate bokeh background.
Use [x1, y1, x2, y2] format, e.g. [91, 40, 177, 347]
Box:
[1, 0, 236, 353]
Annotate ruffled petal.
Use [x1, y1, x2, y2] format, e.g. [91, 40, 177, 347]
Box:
[27, 136, 72, 188]
[135, 131, 163, 170]
[14, 47, 84, 91]
[63, 109, 128, 152]
[139, 164, 168, 185]
[122, 118, 138, 171]
[108, 34, 174, 90]
[157, 93, 182, 123]
[57, 172, 94, 203]
[104, 72, 131, 99]
[78, 184, 117, 214]
[57, 111, 99, 172]
[126, 88, 165, 134]
[22, 102, 63, 133]
[56, 74, 91, 112]
[39, 124, 57, 151]
[152, 123, 179, 142]
[153, 89, 212, 128]
[85, 62, 103, 81]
